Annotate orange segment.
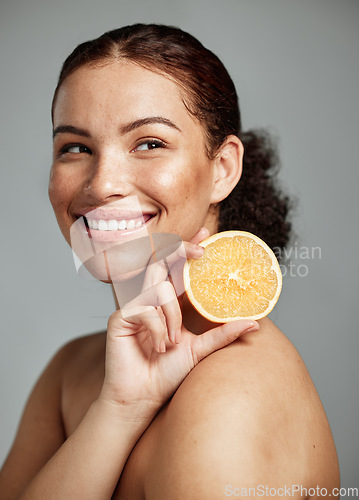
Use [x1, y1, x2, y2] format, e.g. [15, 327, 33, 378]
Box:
[183, 231, 282, 321]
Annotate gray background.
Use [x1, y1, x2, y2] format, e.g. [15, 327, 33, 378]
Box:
[1, 0, 358, 488]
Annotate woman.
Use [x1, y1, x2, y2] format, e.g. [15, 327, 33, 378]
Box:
[0, 24, 339, 499]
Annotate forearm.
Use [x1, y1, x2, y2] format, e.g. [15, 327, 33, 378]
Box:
[18, 399, 153, 500]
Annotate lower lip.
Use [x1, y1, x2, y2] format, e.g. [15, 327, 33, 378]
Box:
[83, 216, 155, 242]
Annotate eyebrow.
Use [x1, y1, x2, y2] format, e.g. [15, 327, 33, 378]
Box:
[52, 116, 182, 140]
[120, 116, 182, 134]
[52, 125, 90, 139]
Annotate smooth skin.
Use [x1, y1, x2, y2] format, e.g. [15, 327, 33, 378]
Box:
[0, 62, 339, 499]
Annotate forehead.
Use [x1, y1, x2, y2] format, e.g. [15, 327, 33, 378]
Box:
[53, 61, 198, 130]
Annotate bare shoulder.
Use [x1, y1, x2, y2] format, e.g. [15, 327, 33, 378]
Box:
[58, 332, 106, 436]
[31, 330, 106, 398]
[145, 319, 340, 499]
[59, 331, 106, 375]
[0, 331, 105, 500]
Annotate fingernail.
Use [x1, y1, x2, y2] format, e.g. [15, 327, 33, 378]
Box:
[193, 246, 205, 256]
[198, 227, 209, 237]
[243, 321, 259, 334]
[159, 339, 166, 353]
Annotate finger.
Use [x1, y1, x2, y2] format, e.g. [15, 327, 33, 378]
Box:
[143, 228, 208, 289]
[137, 231, 208, 332]
[192, 320, 260, 364]
[146, 239, 204, 276]
[143, 240, 204, 299]
[147, 281, 180, 345]
[124, 305, 168, 353]
[146, 227, 208, 276]
[122, 281, 180, 347]
[159, 294, 182, 344]
[163, 228, 208, 268]
[169, 240, 204, 263]
[189, 226, 210, 246]
[142, 258, 169, 291]
[165, 227, 210, 287]
[166, 240, 204, 297]
[110, 303, 167, 353]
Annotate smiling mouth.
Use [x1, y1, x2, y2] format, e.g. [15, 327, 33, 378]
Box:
[83, 213, 154, 233]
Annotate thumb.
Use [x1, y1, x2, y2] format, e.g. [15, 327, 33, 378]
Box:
[192, 320, 259, 364]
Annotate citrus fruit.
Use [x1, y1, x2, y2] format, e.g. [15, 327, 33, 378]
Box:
[183, 231, 282, 322]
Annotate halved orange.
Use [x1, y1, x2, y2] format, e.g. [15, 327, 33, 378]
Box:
[183, 231, 282, 322]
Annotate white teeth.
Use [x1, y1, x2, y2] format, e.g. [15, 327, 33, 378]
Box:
[98, 219, 108, 231]
[107, 219, 119, 231]
[85, 217, 147, 231]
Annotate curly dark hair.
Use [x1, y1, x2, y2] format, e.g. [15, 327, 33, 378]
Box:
[220, 130, 291, 254]
[52, 23, 291, 257]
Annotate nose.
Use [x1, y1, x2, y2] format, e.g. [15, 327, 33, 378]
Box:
[84, 152, 133, 200]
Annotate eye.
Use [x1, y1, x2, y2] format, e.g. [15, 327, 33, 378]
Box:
[59, 143, 92, 155]
[133, 139, 167, 152]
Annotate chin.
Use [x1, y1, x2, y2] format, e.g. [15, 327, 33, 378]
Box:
[76, 249, 149, 283]
[72, 225, 183, 285]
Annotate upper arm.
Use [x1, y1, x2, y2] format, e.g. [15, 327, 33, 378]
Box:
[144, 326, 339, 499]
[146, 361, 299, 498]
[0, 344, 70, 499]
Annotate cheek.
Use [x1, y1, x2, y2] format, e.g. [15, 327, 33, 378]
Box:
[48, 167, 75, 231]
[48, 168, 60, 210]
[147, 158, 211, 202]
[49, 166, 73, 206]
[140, 168, 183, 206]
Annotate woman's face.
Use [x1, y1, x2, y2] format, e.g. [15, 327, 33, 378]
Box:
[49, 61, 219, 280]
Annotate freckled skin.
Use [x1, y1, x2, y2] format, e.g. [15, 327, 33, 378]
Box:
[49, 64, 338, 498]
[49, 61, 220, 253]
[0, 61, 339, 500]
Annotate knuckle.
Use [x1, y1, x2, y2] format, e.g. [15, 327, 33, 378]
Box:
[142, 261, 169, 290]
[122, 304, 153, 320]
[168, 247, 186, 266]
[107, 309, 126, 330]
[157, 281, 176, 304]
[148, 258, 168, 275]
[108, 309, 122, 324]
[156, 280, 173, 294]
[140, 305, 157, 318]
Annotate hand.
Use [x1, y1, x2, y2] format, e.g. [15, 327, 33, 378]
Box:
[99, 228, 259, 421]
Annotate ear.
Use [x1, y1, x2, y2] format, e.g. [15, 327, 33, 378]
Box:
[210, 135, 244, 204]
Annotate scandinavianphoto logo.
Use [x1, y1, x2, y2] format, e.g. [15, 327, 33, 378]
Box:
[273, 242, 322, 278]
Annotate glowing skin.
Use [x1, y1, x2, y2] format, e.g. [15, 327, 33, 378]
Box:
[49, 61, 221, 281]
[0, 54, 339, 500]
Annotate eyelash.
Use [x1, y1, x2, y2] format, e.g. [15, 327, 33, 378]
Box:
[134, 139, 167, 151]
[59, 143, 91, 155]
[57, 138, 167, 157]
